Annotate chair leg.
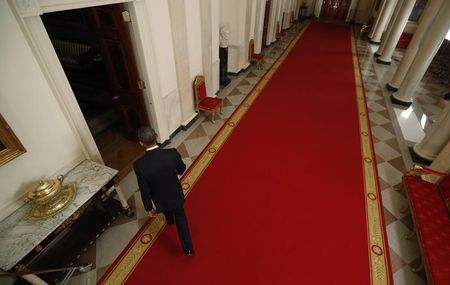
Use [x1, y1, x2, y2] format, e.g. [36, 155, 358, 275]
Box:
[211, 112, 216, 124]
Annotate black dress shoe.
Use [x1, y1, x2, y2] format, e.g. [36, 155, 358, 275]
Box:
[184, 249, 195, 256]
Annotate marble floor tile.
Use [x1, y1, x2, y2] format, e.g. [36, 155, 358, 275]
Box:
[381, 188, 409, 219]
[367, 101, 387, 112]
[393, 266, 427, 285]
[227, 94, 246, 106]
[369, 112, 391, 125]
[386, 221, 421, 263]
[96, 221, 140, 268]
[374, 142, 401, 161]
[183, 136, 211, 157]
[393, 108, 426, 143]
[377, 162, 404, 187]
[371, 125, 396, 141]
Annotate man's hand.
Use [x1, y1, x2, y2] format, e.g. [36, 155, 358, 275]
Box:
[149, 209, 157, 218]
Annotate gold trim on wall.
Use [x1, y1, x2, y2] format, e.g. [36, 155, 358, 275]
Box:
[0, 114, 26, 166]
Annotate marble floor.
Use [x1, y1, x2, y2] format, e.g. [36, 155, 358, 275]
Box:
[62, 21, 448, 284]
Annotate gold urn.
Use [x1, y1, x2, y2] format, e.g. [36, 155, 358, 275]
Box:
[26, 175, 76, 219]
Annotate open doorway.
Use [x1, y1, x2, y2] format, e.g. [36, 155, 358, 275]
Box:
[41, 4, 148, 180]
[320, 0, 351, 21]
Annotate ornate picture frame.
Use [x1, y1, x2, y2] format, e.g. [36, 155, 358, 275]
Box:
[0, 114, 26, 166]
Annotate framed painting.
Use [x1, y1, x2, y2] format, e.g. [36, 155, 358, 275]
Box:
[0, 114, 26, 166]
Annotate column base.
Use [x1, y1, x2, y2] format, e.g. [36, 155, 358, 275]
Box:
[409, 146, 432, 165]
[376, 58, 391, 65]
[386, 83, 398, 92]
[369, 40, 381, 45]
[390, 94, 412, 107]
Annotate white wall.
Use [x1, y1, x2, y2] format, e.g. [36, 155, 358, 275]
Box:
[220, 0, 247, 73]
[254, 0, 267, 53]
[267, 0, 277, 45]
[145, 0, 181, 140]
[186, 0, 204, 81]
[0, 1, 85, 217]
[211, 0, 220, 93]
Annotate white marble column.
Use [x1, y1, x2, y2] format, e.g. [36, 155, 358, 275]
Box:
[377, 0, 415, 64]
[254, 0, 266, 54]
[168, 0, 197, 126]
[375, 0, 404, 56]
[391, 0, 450, 105]
[413, 103, 450, 161]
[430, 141, 450, 175]
[200, 0, 215, 96]
[370, 0, 397, 44]
[313, 0, 323, 18]
[369, 0, 387, 39]
[388, 0, 444, 90]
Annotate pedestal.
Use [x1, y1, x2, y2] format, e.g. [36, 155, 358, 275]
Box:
[219, 47, 231, 86]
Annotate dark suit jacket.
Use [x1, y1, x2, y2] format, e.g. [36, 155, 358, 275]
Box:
[134, 148, 186, 212]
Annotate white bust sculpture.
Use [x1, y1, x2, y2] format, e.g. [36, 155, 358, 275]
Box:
[220, 25, 230, 48]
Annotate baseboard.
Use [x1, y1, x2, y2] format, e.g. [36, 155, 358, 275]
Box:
[181, 113, 199, 131]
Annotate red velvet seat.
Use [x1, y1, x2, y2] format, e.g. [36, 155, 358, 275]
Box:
[193, 75, 223, 123]
[403, 168, 450, 285]
[248, 39, 264, 69]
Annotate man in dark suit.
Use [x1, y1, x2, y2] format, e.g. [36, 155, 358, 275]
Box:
[134, 126, 194, 256]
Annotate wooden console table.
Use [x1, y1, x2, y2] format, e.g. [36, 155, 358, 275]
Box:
[0, 160, 124, 284]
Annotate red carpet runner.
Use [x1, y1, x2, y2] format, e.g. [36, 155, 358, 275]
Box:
[100, 22, 392, 285]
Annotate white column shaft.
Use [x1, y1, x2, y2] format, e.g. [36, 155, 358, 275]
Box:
[378, 0, 416, 63]
[414, 103, 450, 160]
[371, 0, 397, 43]
[369, 0, 387, 38]
[392, 0, 450, 103]
[375, 0, 404, 56]
[389, 0, 444, 89]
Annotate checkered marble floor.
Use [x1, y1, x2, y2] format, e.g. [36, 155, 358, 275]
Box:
[65, 22, 448, 284]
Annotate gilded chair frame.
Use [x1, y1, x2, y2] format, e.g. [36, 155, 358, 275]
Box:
[193, 75, 223, 124]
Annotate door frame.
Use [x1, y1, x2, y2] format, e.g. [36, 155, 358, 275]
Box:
[9, 0, 162, 164]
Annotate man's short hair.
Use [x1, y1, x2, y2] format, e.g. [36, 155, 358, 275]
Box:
[138, 126, 157, 146]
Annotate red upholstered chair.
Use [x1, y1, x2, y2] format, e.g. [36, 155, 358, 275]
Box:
[248, 39, 264, 69]
[402, 165, 450, 285]
[193, 75, 223, 124]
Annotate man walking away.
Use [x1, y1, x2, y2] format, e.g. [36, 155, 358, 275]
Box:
[134, 126, 194, 256]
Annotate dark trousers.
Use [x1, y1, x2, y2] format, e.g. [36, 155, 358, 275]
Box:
[163, 207, 193, 253]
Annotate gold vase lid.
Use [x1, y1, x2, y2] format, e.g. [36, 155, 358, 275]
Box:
[28, 179, 61, 201]
[25, 175, 76, 220]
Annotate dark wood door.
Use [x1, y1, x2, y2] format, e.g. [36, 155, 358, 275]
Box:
[320, 0, 352, 20]
[88, 5, 149, 140]
[262, 0, 271, 47]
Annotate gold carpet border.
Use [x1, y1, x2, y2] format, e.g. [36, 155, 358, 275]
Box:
[351, 33, 391, 285]
[100, 22, 311, 285]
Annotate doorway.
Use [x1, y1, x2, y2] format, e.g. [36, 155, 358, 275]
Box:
[320, 0, 352, 21]
[41, 4, 148, 179]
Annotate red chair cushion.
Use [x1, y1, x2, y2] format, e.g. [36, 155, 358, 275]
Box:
[199, 97, 222, 111]
[437, 175, 450, 213]
[404, 175, 450, 285]
[196, 81, 207, 101]
[251, 53, 264, 60]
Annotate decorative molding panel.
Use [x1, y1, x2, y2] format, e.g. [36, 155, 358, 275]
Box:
[13, 0, 42, 17]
